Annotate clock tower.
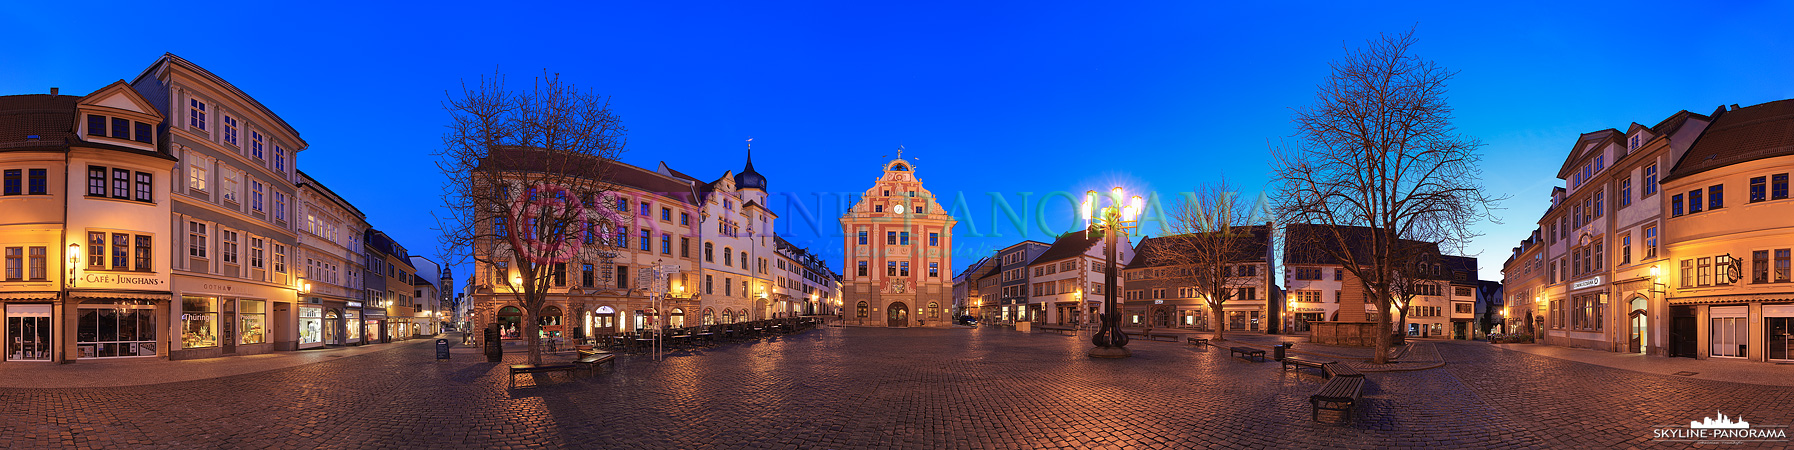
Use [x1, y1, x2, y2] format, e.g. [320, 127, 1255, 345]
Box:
[840, 156, 956, 327]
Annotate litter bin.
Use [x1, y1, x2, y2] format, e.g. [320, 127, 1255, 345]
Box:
[1273, 344, 1288, 361]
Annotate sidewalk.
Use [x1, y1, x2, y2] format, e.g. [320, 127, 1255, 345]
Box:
[1485, 341, 1794, 387]
[0, 336, 441, 389]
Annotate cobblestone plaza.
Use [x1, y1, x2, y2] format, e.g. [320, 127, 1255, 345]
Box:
[5, 327, 1792, 449]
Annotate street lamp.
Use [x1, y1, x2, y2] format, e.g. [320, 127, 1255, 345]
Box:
[1081, 187, 1142, 359]
[67, 242, 80, 288]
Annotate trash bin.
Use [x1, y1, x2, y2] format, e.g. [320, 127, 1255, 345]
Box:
[1273, 344, 1288, 361]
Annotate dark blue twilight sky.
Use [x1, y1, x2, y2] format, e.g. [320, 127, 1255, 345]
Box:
[6, 2, 1794, 292]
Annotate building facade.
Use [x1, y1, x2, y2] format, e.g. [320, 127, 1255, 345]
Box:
[991, 241, 1049, 324]
[1502, 109, 1711, 356]
[951, 257, 995, 320]
[1659, 100, 1794, 362]
[1030, 232, 1132, 327]
[470, 151, 703, 339]
[1125, 226, 1270, 333]
[133, 54, 307, 360]
[0, 83, 177, 364]
[840, 157, 955, 327]
[295, 170, 368, 348]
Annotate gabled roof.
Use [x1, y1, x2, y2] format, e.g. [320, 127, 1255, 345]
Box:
[957, 256, 997, 280]
[478, 147, 700, 204]
[0, 92, 177, 160]
[1030, 232, 1105, 266]
[1556, 129, 1622, 179]
[1126, 225, 1271, 269]
[1283, 223, 1438, 266]
[1663, 99, 1794, 183]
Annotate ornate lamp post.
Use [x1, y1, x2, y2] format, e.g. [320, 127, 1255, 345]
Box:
[1081, 187, 1142, 359]
[640, 260, 674, 361]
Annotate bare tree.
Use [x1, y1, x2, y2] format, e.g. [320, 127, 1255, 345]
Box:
[1386, 247, 1440, 339]
[1160, 179, 1265, 342]
[1271, 29, 1499, 364]
[435, 71, 629, 365]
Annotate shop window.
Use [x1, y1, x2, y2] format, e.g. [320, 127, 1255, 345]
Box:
[75, 304, 158, 358]
[240, 300, 266, 344]
[299, 306, 322, 345]
[180, 296, 219, 349]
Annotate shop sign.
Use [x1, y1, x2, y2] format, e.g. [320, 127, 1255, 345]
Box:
[1290, 306, 1326, 312]
[201, 283, 235, 292]
[82, 273, 166, 286]
[347, 301, 363, 308]
[1571, 276, 1603, 290]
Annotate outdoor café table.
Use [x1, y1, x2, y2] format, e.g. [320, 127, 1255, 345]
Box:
[695, 332, 715, 343]
[633, 337, 656, 351]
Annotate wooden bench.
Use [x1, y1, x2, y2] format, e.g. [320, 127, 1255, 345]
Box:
[1187, 337, 1210, 346]
[1309, 375, 1366, 422]
[508, 364, 578, 388]
[1145, 333, 1180, 342]
[1229, 346, 1265, 362]
[1324, 363, 1364, 379]
[574, 353, 617, 374]
[1280, 357, 1335, 378]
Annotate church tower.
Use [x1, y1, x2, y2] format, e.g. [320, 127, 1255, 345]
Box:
[840, 153, 956, 327]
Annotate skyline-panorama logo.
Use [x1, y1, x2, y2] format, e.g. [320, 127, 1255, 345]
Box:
[1654, 411, 1788, 444]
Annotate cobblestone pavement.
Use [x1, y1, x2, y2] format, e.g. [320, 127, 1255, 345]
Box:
[2, 328, 1791, 449]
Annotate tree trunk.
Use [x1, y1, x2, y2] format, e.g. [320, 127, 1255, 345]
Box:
[1372, 297, 1392, 364]
[1210, 302, 1226, 341]
[524, 307, 542, 365]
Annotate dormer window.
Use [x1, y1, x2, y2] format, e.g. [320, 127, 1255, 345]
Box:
[1629, 135, 1641, 150]
[85, 114, 154, 144]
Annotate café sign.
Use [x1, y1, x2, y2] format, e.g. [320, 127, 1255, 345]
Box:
[82, 273, 166, 286]
[1572, 276, 1603, 290]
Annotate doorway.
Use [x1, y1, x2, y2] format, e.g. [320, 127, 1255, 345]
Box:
[1627, 297, 1648, 353]
[1769, 317, 1792, 361]
[888, 302, 909, 327]
[1669, 306, 1696, 358]
[5, 304, 52, 361]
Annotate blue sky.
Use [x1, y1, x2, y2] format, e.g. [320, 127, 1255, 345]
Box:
[7, 1, 1794, 293]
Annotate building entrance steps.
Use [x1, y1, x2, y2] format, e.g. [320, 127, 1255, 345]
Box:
[1486, 341, 1794, 387]
[0, 336, 434, 389]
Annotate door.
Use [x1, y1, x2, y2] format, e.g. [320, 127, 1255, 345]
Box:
[1769, 317, 1792, 361]
[1669, 306, 1697, 358]
[1453, 322, 1468, 340]
[888, 302, 909, 327]
[1629, 310, 1648, 353]
[6, 305, 52, 361]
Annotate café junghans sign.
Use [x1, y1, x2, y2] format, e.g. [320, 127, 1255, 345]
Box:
[82, 272, 167, 287]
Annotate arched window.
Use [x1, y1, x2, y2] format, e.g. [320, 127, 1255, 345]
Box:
[704, 242, 714, 262]
[593, 306, 616, 332]
[928, 302, 940, 318]
[724, 247, 732, 266]
[702, 308, 715, 325]
[671, 308, 686, 328]
[856, 301, 869, 318]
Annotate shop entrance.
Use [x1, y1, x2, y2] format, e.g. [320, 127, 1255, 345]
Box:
[6, 304, 52, 361]
[888, 302, 909, 327]
[324, 309, 341, 345]
[540, 306, 563, 338]
[496, 306, 522, 339]
[593, 306, 616, 334]
[1768, 317, 1792, 361]
[1669, 306, 1697, 358]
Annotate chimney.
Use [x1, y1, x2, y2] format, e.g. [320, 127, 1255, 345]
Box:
[49, 87, 58, 95]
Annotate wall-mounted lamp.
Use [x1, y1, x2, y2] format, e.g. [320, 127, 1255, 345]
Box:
[1648, 265, 1666, 294]
[67, 242, 80, 287]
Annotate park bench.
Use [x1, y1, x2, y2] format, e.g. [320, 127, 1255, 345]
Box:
[1280, 357, 1334, 378]
[574, 353, 617, 374]
[1187, 337, 1210, 346]
[1229, 346, 1265, 362]
[508, 363, 579, 388]
[1038, 326, 1077, 336]
[1309, 375, 1366, 422]
[1323, 363, 1364, 379]
[1145, 333, 1180, 342]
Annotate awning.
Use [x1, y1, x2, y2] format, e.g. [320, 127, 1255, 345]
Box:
[0, 291, 59, 301]
[69, 290, 171, 302]
[1668, 293, 1794, 306]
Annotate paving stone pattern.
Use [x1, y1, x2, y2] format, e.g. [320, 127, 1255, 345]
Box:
[0, 328, 1789, 449]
